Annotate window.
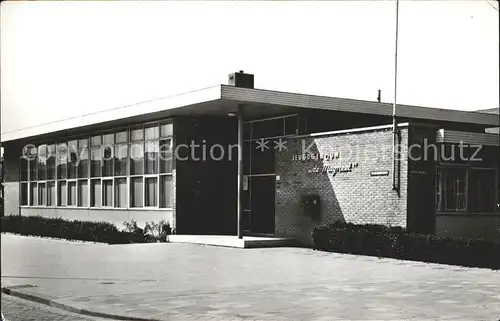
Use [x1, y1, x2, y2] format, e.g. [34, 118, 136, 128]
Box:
[78, 139, 89, 178]
[102, 145, 114, 176]
[102, 179, 113, 207]
[90, 179, 101, 207]
[130, 127, 143, 141]
[102, 133, 114, 176]
[160, 123, 173, 137]
[90, 147, 102, 178]
[245, 114, 301, 140]
[467, 169, 497, 213]
[30, 182, 37, 206]
[115, 130, 128, 144]
[29, 147, 38, 181]
[130, 143, 144, 175]
[114, 144, 128, 176]
[21, 183, 28, 206]
[145, 141, 159, 174]
[436, 167, 498, 213]
[160, 139, 173, 173]
[160, 175, 173, 208]
[57, 144, 67, 179]
[284, 115, 299, 135]
[37, 145, 47, 181]
[91, 135, 101, 146]
[47, 144, 56, 180]
[114, 178, 127, 208]
[68, 140, 78, 179]
[58, 181, 67, 206]
[145, 177, 157, 207]
[68, 181, 77, 206]
[130, 177, 143, 207]
[78, 180, 88, 207]
[47, 181, 56, 206]
[436, 167, 466, 212]
[21, 157, 29, 181]
[38, 182, 46, 205]
[20, 120, 174, 210]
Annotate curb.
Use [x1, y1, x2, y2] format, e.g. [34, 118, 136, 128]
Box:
[1, 287, 162, 321]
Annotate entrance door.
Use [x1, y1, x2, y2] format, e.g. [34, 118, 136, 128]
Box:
[248, 175, 276, 234]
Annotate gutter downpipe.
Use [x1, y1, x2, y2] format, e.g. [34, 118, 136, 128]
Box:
[237, 104, 244, 239]
[392, 0, 400, 191]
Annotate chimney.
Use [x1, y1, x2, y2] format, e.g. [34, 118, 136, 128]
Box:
[377, 89, 381, 103]
[228, 70, 254, 89]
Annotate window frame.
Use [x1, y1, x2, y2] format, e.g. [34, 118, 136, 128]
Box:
[436, 165, 499, 214]
[19, 120, 174, 210]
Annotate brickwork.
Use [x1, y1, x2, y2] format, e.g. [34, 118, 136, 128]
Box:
[275, 125, 409, 244]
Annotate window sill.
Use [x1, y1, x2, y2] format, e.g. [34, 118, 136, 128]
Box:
[20, 206, 173, 211]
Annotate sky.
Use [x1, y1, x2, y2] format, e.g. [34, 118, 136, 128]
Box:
[1, 1, 499, 136]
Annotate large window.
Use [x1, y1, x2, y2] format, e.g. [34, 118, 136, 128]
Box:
[20, 121, 174, 209]
[436, 166, 498, 213]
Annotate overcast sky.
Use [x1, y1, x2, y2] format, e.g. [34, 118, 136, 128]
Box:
[1, 1, 498, 136]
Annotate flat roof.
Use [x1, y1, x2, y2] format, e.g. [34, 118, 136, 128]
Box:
[2, 84, 499, 142]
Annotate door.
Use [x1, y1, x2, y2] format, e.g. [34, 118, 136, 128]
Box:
[248, 175, 276, 234]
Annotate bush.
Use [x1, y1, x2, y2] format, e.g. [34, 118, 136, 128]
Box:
[312, 221, 500, 270]
[1, 215, 143, 244]
[144, 220, 172, 242]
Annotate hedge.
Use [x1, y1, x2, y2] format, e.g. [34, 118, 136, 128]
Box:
[312, 222, 500, 270]
[0, 215, 146, 244]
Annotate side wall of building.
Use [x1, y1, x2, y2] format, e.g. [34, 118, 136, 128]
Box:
[174, 116, 238, 235]
[2, 142, 22, 216]
[275, 126, 409, 244]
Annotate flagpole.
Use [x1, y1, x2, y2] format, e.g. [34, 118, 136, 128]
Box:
[392, 0, 400, 191]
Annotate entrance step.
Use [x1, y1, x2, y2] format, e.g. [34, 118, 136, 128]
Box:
[167, 235, 297, 248]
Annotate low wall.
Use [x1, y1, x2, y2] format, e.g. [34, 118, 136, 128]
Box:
[19, 207, 174, 230]
[436, 215, 500, 242]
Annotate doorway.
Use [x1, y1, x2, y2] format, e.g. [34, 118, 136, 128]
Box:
[243, 174, 276, 235]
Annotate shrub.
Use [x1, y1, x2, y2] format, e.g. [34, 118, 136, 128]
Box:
[144, 220, 172, 242]
[312, 221, 500, 270]
[1, 215, 140, 244]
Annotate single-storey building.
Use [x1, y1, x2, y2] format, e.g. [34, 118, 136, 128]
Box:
[1, 71, 499, 243]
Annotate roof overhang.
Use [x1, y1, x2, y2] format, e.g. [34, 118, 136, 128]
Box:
[436, 129, 499, 146]
[2, 84, 499, 143]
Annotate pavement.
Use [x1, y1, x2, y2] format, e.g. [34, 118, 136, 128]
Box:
[1, 233, 500, 321]
[1, 293, 106, 321]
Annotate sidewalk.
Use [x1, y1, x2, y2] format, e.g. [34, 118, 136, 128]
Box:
[2, 234, 500, 320]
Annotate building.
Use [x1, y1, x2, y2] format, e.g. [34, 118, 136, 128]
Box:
[476, 107, 500, 134]
[1, 71, 499, 243]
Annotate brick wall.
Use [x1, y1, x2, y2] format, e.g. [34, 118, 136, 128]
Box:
[275, 125, 409, 244]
